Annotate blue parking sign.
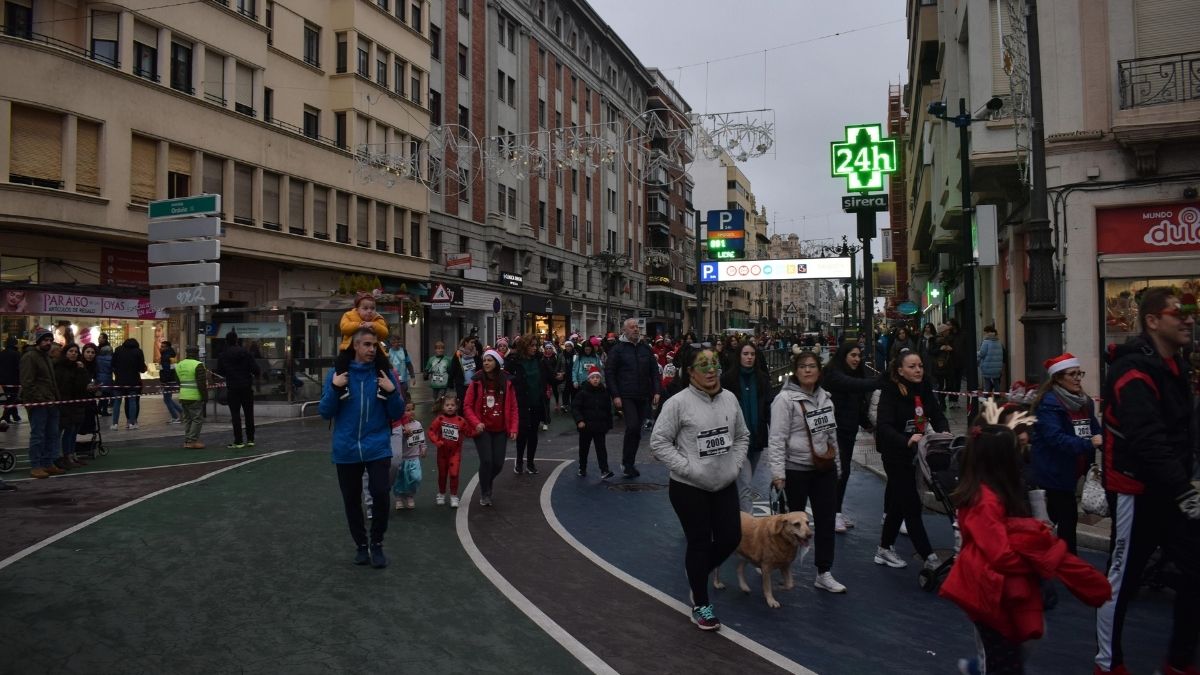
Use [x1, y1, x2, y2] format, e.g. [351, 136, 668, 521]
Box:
[699, 262, 719, 283]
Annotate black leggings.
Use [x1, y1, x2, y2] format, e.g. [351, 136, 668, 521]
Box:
[975, 621, 1027, 674]
[785, 468, 838, 573]
[668, 479, 741, 608]
[474, 431, 507, 497]
[1045, 488, 1079, 554]
[578, 429, 609, 472]
[335, 457, 391, 547]
[515, 413, 540, 466]
[835, 429, 857, 511]
[226, 386, 255, 444]
[880, 454, 933, 558]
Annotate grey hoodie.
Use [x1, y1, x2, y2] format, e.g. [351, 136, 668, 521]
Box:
[650, 384, 749, 492]
[767, 379, 839, 480]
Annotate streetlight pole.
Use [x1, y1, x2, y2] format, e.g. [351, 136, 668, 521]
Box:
[824, 234, 862, 343]
[955, 97, 980, 402]
[590, 250, 630, 334]
[1019, 0, 1064, 380]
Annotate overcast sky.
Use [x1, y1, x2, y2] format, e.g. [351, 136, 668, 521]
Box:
[589, 0, 908, 258]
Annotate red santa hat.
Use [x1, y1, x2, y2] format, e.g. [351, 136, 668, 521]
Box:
[586, 365, 603, 380]
[1043, 353, 1081, 377]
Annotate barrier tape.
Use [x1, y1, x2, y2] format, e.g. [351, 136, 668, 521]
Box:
[1, 383, 183, 390]
[2, 383, 227, 409]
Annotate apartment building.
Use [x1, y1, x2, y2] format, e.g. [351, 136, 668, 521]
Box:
[904, 0, 1200, 390]
[767, 233, 836, 334]
[423, 0, 652, 345]
[643, 68, 696, 338]
[1, 0, 432, 369]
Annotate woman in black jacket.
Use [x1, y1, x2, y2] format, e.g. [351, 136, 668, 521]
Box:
[54, 344, 92, 468]
[720, 342, 772, 513]
[821, 342, 882, 532]
[873, 349, 948, 571]
[504, 335, 553, 475]
[110, 338, 147, 429]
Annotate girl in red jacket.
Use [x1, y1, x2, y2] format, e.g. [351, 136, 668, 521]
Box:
[940, 399, 1111, 675]
[428, 394, 468, 508]
[463, 349, 518, 507]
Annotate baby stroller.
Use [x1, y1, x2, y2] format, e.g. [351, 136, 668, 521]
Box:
[915, 431, 966, 592]
[75, 398, 108, 460]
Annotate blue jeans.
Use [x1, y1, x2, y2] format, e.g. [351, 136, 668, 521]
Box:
[162, 391, 182, 420]
[27, 406, 60, 468]
[60, 422, 78, 457]
[112, 393, 141, 425]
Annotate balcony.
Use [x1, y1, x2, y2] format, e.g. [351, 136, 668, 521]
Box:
[1118, 51, 1200, 109]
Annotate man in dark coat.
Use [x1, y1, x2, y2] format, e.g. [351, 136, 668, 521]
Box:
[604, 318, 661, 478]
[0, 336, 21, 423]
[215, 331, 260, 449]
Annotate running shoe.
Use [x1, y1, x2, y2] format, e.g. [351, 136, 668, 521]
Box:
[835, 513, 848, 534]
[435, 493, 446, 506]
[110, 424, 119, 431]
[513, 463, 523, 475]
[541, 423, 549, 431]
[874, 546, 908, 568]
[246, 441, 255, 447]
[600, 470, 614, 480]
[480, 494, 492, 507]
[814, 572, 847, 593]
[368, 543, 387, 569]
[691, 604, 721, 631]
[227, 442, 245, 450]
[924, 553, 942, 571]
[450, 496, 460, 508]
[526, 462, 539, 475]
[353, 545, 370, 566]
[841, 514, 856, 529]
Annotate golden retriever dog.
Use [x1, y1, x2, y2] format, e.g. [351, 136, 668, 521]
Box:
[713, 511, 812, 608]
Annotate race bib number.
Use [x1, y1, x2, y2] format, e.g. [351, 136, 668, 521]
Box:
[463, 361, 476, 377]
[441, 423, 459, 441]
[697, 426, 732, 458]
[805, 406, 836, 433]
[407, 431, 425, 446]
[1072, 419, 1091, 439]
[431, 370, 448, 387]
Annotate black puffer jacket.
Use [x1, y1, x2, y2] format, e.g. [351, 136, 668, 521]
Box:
[111, 339, 147, 390]
[54, 356, 92, 426]
[875, 377, 949, 461]
[604, 338, 660, 400]
[572, 381, 613, 432]
[821, 353, 881, 437]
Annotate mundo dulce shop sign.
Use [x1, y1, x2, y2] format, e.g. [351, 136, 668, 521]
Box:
[1097, 203, 1200, 254]
[0, 290, 167, 319]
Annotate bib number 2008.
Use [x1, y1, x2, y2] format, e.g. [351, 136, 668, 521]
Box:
[697, 426, 731, 458]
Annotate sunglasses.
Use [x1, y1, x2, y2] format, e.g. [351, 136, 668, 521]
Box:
[1157, 307, 1196, 320]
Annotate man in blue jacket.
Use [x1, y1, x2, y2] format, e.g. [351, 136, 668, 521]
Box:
[604, 318, 660, 478]
[319, 327, 404, 569]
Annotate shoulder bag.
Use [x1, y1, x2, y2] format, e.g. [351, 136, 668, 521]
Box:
[798, 399, 837, 472]
[1081, 464, 1109, 517]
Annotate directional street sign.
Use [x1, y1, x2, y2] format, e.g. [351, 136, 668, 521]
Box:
[148, 216, 222, 242]
[830, 124, 898, 193]
[148, 262, 220, 286]
[150, 285, 220, 309]
[147, 194, 221, 220]
[148, 239, 220, 264]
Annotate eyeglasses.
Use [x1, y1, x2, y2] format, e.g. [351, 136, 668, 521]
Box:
[1062, 370, 1085, 379]
[1157, 307, 1196, 320]
[797, 363, 820, 371]
[689, 341, 713, 349]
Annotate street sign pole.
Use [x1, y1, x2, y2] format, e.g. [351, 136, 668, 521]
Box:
[859, 211, 875, 364]
[146, 194, 222, 360]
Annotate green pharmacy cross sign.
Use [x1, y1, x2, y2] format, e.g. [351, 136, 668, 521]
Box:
[830, 123, 898, 193]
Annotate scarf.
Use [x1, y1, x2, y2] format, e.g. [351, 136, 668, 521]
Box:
[739, 367, 759, 446]
[1052, 384, 1088, 411]
[520, 357, 540, 402]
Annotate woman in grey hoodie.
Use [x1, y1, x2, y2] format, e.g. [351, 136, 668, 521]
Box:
[651, 346, 749, 633]
[767, 350, 846, 594]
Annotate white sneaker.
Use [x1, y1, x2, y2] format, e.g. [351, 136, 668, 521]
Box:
[450, 495, 460, 508]
[874, 546, 908, 568]
[541, 423, 549, 431]
[841, 514, 855, 529]
[435, 493, 445, 505]
[814, 571, 847, 593]
[924, 553, 941, 571]
[835, 513, 848, 534]
[110, 424, 119, 431]
[900, 521, 909, 536]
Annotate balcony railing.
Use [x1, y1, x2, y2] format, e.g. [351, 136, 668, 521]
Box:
[2, 28, 120, 69]
[1118, 50, 1200, 109]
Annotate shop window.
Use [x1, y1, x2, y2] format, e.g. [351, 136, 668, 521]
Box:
[10, 104, 64, 189]
[1103, 277, 1200, 351]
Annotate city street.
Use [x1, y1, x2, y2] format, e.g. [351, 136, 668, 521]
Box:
[0, 412, 1181, 674]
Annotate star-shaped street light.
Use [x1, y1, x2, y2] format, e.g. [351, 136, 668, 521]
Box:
[829, 124, 897, 193]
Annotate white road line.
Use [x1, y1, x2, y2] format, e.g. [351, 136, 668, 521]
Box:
[5, 453, 279, 482]
[0, 450, 292, 573]
[538, 460, 816, 675]
[455, 472, 618, 675]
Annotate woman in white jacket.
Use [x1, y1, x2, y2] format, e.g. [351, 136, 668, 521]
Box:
[651, 345, 749, 632]
[767, 350, 846, 594]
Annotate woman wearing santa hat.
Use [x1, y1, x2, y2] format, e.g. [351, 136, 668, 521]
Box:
[1029, 353, 1102, 554]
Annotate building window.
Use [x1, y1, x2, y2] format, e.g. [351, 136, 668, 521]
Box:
[429, 25, 440, 60]
[538, 201, 546, 230]
[606, 188, 616, 212]
[90, 11, 119, 67]
[411, 216, 423, 257]
[458, 0, 469, 16]
[507, 187, 516, 218]
[571, 215, 578, 239]
[3, 0, 32, 38]
[458, 105, 469, 137]
[334, 112, 347, 149]
[170, 41, 193, 92]
[376, 0, 388, 10]
[133, 23, 158, 81]
[506, 76, 516, 106]
[303, 106, 320, 139]
[235, 62, 255, 116]
[236, 0, 256, 19]
[266, 1, 273, 43]
[553, 15, 561, 37]
[165, 171, 189, 199]
[410, 2, 422, 33]
[410, 68, 423, 104]
[10, 105, 65, 190]
[335, 33, 347, 73]
[234, 163, 254, 225]
[303, 23, 320, 67]
[556, 208, 563, 235]
[263, 87, 273, 121]
[586, 220, 592, 245]
[357, 38, 369, 77]
[458, 44, 469, 79]
[376, 49, 388, 86]
[538, 99, 546, 127]
[429, 90, 441, 125]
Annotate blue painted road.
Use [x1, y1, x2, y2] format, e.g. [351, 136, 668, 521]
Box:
[552, 462, 1178, 674]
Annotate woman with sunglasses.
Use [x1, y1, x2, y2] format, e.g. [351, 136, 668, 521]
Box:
[768, 350, 846, 593]
[651, 346, 748, 632]
[1029, 353, 1101, 554]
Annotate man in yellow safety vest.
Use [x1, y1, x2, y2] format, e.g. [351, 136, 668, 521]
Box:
[176, 345, 208, 449]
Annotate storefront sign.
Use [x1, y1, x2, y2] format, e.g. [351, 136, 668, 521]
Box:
[1097, 203, 1200, 254]
[501, 272, 523, 288]
[445, 253, 472, 270]
[0, 290, 167, 319]
[101, 248, 149, 287]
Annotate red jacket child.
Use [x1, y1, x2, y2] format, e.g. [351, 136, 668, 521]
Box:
[428, 410, 469, 499]
[939, 484, 1111, 644]
[463, 371, 519, 436]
